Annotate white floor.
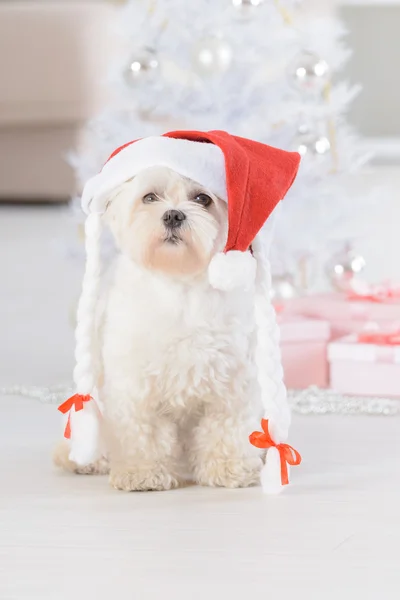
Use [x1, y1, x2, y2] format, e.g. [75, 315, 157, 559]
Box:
[1, 204, 400, 600]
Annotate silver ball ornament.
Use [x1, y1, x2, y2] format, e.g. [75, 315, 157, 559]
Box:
[270, 274, 298, 307]
[192, 37, 233, 76]
[232, 0, 264, 17]
[125, 47, 159, 84]
[295, 125, 331, 157]
[290, 51, 330, 94]
[232, 0, 264, 6]
[326, 245, 366, 293]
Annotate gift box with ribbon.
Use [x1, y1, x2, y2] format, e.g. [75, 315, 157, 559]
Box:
[328, 327, 400, 398]
[278, 315, 331, 389]
[284, 287, 400, 340]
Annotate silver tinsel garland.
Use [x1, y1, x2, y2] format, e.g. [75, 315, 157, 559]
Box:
[287, 386, 400, 416]
[0, 384, 73, 405]
[1, 384, 399, 416]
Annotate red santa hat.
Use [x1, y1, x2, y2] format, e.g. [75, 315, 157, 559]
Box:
[60, 130, 301, 494]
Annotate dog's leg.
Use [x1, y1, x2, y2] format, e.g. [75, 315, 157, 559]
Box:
[106, 407, 182, 492]
[189, 402, 262, 488]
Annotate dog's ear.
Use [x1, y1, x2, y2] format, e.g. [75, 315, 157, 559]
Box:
[102, 181, 134, 246]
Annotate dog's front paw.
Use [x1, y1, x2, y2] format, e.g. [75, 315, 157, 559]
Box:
[194, 456, 262, 489]
[109, 462, 181, 492]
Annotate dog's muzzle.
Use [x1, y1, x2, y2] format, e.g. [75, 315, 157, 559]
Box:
[162, 210, 186, 230]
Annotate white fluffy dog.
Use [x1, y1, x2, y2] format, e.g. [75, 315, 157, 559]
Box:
[55, 166, 263, 490]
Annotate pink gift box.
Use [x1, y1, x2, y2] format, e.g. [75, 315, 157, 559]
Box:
[328, 334, 400, 398]
[284, 293, 400, 339]
[278, 315, 331, 389]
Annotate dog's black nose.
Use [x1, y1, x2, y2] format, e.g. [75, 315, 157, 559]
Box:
[162, 209, 186, 229]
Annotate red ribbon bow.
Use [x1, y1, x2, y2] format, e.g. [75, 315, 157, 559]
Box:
[348, 283, 400, 303]
[58, 394, 92, 439]
[249, 419, 302, 486]
[358, 330, 400, 346]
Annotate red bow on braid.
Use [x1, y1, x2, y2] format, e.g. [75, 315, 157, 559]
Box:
[58, 394, 92, 439]
[249, 419, 302, 486]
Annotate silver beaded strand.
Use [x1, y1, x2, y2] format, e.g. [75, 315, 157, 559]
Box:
[288, 386, 400, 416]
[0, 384, 73, 405]
[1, 383, 399, 416]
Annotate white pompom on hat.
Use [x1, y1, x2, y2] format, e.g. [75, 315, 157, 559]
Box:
[60, 130, 302, 492]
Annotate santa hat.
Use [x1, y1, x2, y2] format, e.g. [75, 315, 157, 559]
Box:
[59, 130, 302, 493]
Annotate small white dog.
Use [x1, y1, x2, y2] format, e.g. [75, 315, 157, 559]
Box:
[54, 130, 301, 494]
[55, 166, 263, 490]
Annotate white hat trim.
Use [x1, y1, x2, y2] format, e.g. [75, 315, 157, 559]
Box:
[82, 136, 228, 214]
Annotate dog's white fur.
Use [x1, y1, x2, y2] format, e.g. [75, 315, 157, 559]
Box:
[55, 166, 263, 490]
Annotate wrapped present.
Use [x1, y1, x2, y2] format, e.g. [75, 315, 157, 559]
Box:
[278, 315, 331, 389]
[328, 328, 400, 398]
[283, 290, 400, 339]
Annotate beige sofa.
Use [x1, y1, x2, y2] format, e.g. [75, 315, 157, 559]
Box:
[0, 1, 115, 200]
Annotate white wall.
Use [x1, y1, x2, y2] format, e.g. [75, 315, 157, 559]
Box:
[340, 3, 400, 139]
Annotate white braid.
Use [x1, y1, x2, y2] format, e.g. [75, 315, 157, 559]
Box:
[73, 213, 102, 394]
[252, 230, 291, 494]
[66, 212, 103, 466]
[252, 234, 291, 444]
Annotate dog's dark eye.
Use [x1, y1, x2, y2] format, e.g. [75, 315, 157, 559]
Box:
[143, 193, 158, 204]
[193, 193, 212, 208]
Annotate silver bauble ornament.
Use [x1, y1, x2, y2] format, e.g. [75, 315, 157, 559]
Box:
[125, 47, 159, 84]
[232, 0, 264, 17]
[290, 51, 329, 94]
[270, 274, 298, 308]
[192, 37, 232, 76]
[326, 245, 366, 293]
[232, 0, 264, 6]
[295, 125, 331, 157]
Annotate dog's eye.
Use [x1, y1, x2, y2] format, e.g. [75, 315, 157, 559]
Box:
[193, 193, 212, 208]
[143, 193, 158, 204]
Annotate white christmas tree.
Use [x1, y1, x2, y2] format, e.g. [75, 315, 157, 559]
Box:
[72, 0, 373, 290]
